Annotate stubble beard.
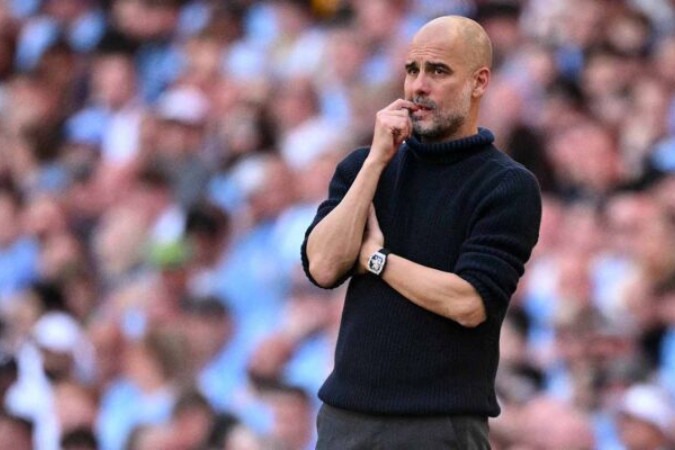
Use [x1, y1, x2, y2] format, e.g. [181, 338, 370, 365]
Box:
[412, 112, 464, 142]
[411, 87, 472, 142]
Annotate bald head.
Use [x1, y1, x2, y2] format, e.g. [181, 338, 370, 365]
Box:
[404, 15, 493, 141]
[413, 16, 493, 71]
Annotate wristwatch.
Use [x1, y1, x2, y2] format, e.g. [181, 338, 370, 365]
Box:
[367, 248, 391, 276]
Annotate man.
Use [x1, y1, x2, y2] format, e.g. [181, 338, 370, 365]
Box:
[301, 15, 542, 448]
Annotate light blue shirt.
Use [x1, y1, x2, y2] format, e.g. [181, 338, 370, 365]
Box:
[0, 237, 39, 305]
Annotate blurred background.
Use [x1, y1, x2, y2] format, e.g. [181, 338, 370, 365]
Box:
[0, 0, 674, 449]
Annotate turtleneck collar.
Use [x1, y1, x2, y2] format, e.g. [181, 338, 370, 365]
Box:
[404, 127, 495, 164]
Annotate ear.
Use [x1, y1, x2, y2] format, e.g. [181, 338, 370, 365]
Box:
[472, 67, 490, 98]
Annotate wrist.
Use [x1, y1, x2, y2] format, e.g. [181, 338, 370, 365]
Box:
[366, 247, 391, 277]
[363, 154, 390, 172]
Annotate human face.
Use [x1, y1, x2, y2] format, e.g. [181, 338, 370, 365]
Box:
[404, 33, 477, 142]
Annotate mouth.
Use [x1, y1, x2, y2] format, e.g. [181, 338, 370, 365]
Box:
[414, 104, 433, 111]
[410, 99, 435, 115]
[411, 104, 433, 118]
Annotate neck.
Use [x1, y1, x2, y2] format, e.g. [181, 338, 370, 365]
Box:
[405, 127, 494, 164]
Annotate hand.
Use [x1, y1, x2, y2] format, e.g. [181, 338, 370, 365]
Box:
[358, 205, 385, 273]
[369, 99, 418, 166]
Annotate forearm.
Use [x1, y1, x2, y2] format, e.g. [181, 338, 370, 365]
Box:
[306, 158, 387, 287]
[367, 249, 486, 327]
[306, 98, 417, 287]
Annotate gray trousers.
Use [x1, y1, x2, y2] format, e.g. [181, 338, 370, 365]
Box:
[316, 404, 490, 450]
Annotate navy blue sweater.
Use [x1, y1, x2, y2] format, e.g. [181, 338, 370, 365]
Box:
[301, 128, 541, 417]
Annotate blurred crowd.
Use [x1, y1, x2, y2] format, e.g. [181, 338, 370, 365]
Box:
[0, 0, 675, 449]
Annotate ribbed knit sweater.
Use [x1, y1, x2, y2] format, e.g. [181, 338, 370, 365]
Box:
[301, 128, 542, 417]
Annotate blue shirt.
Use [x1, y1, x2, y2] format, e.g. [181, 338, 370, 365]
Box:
[0, 237, 39, 305]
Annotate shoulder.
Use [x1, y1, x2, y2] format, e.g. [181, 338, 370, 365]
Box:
[482, 145, 524, 168]
[480, 147, 540, 190]
[466, 148, 541, 215]
[333, 146, 370, 177]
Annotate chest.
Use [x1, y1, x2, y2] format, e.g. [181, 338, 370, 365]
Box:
[373, 155, 481, 269]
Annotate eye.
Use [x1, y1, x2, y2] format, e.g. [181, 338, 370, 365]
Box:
[406, 66, 419, 75]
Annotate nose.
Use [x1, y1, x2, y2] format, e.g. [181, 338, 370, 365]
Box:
[410, 71, 431, 97]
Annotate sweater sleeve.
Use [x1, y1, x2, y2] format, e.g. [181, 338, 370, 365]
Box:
[300, 148, 368, 289]
[454, 167, 542, 322]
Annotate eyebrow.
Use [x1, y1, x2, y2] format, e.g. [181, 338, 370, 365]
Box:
[404, 61, 452, 73]
[427, 62, 451, 72]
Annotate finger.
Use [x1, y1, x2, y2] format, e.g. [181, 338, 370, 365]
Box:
[377, 110, 414, 127]
[390, 121, 412, 140]
[384, 98, 419, 112]
[381, 112, 414, 129]
[381, 109, 413, 117]
[381, 116, 412, 129]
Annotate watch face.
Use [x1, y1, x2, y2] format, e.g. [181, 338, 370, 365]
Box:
[369, 253, 385, 274]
